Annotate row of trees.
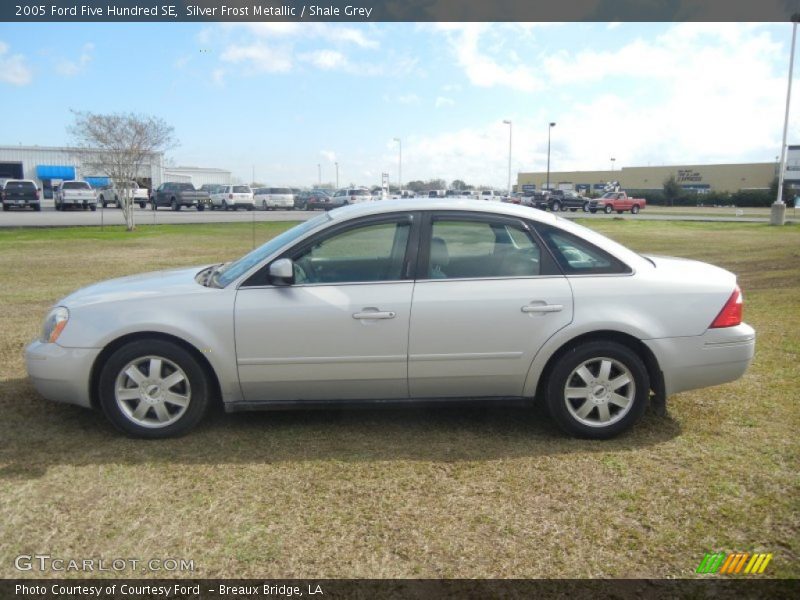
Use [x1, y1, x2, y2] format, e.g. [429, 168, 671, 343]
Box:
[654, 174, 783, 207]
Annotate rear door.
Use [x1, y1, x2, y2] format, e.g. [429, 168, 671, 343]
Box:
[408, 212, 573, 398]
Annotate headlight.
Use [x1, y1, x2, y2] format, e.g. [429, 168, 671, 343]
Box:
[41, 307, 69, 344]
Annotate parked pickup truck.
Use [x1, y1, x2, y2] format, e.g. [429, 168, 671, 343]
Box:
[588, 191, 646, 214]
[151, 182, 207, 211]
[55, 181, 97, 211]
[2, 179, 41, 211]
[97, 181, 149, 209]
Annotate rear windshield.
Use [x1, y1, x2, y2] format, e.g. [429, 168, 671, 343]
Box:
[62, 181, 91, 190]
[5, 181, 36, 191]
[481, 191, 492, 195]
[270, 188, 292, 194]
[233, 186, 251, 193]
[177, 183, 195, 191]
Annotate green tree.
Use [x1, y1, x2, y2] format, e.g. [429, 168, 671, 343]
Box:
[663, 174, 681, 207]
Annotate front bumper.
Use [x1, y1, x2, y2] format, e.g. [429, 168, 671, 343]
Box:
[25, 340, 100, 409]
[644, 323, 756, 396]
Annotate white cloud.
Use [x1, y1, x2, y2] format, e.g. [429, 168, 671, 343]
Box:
[56, 42, 93, 77]
[434, 23, 541, 92]
[320, 150, 336, 162]
[397, 93, 421, 105]
[299, 49, 347, 70]
[211, 68, 225, 86]
[435, 96, 455, 108]
[234, 23, 379, 49]
[0, 41, 32, 86]
[220, 43, 292, 73]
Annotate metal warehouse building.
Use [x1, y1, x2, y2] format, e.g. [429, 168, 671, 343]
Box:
[0, 145, 230, 198]
[517, 161, 780, 195]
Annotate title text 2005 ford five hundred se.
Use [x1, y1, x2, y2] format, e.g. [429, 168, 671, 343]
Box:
[26, 199, 755, 439]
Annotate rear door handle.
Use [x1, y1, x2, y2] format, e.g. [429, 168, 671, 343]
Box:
[522, 304, 563, 313]
[352, 310, 396, 320]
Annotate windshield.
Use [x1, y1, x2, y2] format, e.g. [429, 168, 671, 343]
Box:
[214, 213, 331, 287]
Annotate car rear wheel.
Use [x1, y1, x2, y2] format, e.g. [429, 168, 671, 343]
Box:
[262, 200, 267, 211]
[545, 341, 649, 439]
[139, 202, 146, 209]
[583, 202, 590, 212]
[90, 204, 97, 212]
[551, 201, 561, 211]
[631, 205, 640, 214]
[197, 204, 205, 212]
[604, 205, 613, 214]
[98, 339, 211, 438]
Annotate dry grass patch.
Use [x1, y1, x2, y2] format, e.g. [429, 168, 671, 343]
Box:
[0, 220, 797, 579]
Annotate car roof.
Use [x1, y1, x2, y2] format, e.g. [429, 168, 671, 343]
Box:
[328, 198, 559, 225]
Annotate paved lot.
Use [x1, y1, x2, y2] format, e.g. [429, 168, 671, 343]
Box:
[0, 200, 796, 227]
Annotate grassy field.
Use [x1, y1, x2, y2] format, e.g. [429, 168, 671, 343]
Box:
[0, 220, 797, 579]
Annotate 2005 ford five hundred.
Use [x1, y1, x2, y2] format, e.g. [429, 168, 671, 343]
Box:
[26, 199, 755, 439]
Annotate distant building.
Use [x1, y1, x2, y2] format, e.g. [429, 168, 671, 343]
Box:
[0, 145, 230, 198]
[517, 161, 780, 195]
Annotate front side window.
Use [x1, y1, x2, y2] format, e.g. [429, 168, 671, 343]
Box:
[426, 218, 542, 279]
[291, 220, 411, 285]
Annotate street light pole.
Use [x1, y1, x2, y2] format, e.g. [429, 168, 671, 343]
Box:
[610, 157, 616, 173]
[503, 120, 512, 195]
[773, 15, 799, 225]
[393, 137, 402, 191]
[335, 162, 339, 189]
[317, 163, 321, 186]
[546, 122, 556, 192]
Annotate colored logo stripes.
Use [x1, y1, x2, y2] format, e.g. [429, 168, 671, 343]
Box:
[696, 552, 772, 574]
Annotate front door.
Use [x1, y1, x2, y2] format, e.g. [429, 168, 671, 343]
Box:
[235, 215, 417, 401]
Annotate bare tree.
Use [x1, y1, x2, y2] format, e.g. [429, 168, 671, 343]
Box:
[68, 110, 176, 231]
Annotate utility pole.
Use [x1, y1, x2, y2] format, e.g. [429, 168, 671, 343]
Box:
[773, 15, 799, 225]
[503, 120, 512, 195]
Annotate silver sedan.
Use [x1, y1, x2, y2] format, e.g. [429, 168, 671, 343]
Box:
[26, 199, 755, 439]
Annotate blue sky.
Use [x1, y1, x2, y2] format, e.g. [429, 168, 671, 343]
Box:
[1, 22, 797, 188]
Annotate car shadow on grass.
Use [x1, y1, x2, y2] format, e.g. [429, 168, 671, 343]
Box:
[0, 378, 681, 479]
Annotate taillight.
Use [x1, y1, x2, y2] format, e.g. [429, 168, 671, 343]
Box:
[710, 286, 743, 328]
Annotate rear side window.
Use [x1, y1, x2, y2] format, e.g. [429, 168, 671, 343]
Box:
[62, 181, 90, 190]
[427, 218, 545, 279]
[5, 181, 36, 191]
[535, 224, 631, 275]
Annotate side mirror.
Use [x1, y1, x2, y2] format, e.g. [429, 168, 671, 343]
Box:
[269, 258, 295, 286]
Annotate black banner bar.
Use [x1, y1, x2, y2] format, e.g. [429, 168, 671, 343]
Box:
[2, 0, 800, 23]
[2, 579, 799, 600]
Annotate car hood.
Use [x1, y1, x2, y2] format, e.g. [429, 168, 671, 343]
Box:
[59, 265, 211, 308]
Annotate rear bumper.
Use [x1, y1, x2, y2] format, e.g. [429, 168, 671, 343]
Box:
[643, 323, 755, 396]
[25, 340, 100, 409]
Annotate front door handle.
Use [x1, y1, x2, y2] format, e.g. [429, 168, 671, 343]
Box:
[353, 310, 396, 320]
[522, 304, 563, 314]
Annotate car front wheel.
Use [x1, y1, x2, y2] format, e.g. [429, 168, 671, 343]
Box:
[604, 205, 613, 214]
[98, 339, 211, 438]
[631, 205, 640, 214]
[545, 341, 649, 439]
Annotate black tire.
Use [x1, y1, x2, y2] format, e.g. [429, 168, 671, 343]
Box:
[589, 208, 597, 214]
[90, 204, 97, 212]
[631, 205, 640, 214]
[583, 202, 590, 212]
[197, 204, 205, 212]
[98, 339, 211, 438]
[2, 204, 8, 212]
[33, 203, 41, 212]
[545, 340, 649, 439]
[569, 207, 577, 212]
[139, 202, 146, 209]
[171, 199, 179, 211]
[604, 205, 613, 214]
[551, 201, 561, 212]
